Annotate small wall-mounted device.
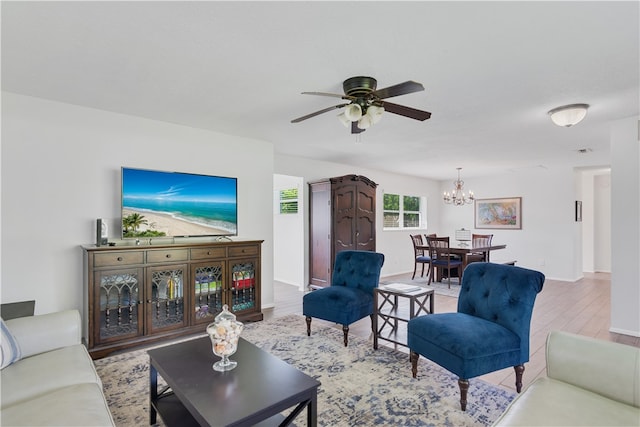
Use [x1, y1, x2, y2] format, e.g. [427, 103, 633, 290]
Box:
[96, 219, 108, 246]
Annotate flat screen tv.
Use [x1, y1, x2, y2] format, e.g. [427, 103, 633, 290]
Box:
[121, 167, 237, 239]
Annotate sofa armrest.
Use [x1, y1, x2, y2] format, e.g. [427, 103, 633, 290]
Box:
[5, 310, 82, 358]
[546, 330, 640, 408]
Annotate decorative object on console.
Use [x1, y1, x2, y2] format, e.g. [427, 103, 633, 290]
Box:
[548, 103, 589, 127]
[443, 168, 474, 206]
[207, 304, 243, 372]
[96, 218, 108, 246]
[475, 197, 522, 230]
[291, 76, 431, 135]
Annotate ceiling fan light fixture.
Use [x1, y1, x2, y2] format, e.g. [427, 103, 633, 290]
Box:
[548, 103, 589, 127]
[367, 105, 384, 124]
[337, 112, 351, 128]
[357, 114, 373, 130]
[344, 103, 363, 122]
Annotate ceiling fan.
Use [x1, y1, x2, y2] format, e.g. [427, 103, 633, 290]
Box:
[291, 76, 431, 134]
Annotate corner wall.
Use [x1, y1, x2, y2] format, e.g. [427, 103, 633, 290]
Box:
[610, 116, 640, 336]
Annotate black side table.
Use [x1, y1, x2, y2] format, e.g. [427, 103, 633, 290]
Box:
[373, 285, 434, 350]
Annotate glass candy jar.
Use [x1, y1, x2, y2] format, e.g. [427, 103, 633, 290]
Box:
[206, 304, 244, 371]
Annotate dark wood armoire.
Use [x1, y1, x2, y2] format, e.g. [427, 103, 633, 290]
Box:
[308, 174, 377, 289]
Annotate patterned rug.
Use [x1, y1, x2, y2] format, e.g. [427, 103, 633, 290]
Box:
[94, 314, 514, 426]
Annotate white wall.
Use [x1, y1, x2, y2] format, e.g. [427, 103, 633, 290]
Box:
[610, 116, 640, 336]
[274, 154, 442, 282]
[275, 154, 585, 283]
[273, 174, 304, 289]
[593, 174, 612, 272]
[438, 167, 580, 281]
[1, 92, 275, 316]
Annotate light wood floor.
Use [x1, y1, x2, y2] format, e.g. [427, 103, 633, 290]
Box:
[265, 272, 640, 393]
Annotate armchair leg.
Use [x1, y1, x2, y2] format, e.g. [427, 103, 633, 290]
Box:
[305, 316, 311, 337]
[342, 324, 349, 347]
[410, 351, 419, 378]
[458, 379, 469, 411]
[514, 364, 525, 393]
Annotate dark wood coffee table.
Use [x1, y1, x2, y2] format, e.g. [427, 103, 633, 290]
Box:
[148, 336, 320, 426]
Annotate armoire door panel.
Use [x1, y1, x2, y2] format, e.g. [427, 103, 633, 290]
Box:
[308, 175, 377, 289]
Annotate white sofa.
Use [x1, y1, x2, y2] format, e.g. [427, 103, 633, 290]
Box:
[493, 330, 640, 426]
[1, 310, 115, 426]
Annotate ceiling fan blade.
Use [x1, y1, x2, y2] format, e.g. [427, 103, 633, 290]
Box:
[372, 81, 425, 99]
[381, 101, 432, 121]
[291, 103, 349, 123]
[302, 92, 355, 100]
[351, 121, 365, 134]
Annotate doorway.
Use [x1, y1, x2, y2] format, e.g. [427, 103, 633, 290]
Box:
[273, 174, 305, 290]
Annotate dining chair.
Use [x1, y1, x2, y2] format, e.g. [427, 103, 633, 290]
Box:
[408, 263, 545, 411]
[410, 234, 432, 280]
[466, 233, 494, 263]
[303, 250, 385, 346]
[426, 236, 463, 288]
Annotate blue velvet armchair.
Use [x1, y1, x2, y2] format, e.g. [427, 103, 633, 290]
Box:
[303, 250, 385, 346]
[407, 262, 545, 410]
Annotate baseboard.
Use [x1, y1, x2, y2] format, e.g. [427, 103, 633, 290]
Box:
[609, 327, 640, 338]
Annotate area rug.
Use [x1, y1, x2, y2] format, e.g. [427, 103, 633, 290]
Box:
[94, 314, 514, 426]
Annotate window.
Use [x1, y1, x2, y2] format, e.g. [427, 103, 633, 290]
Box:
[383, 193, 426, 229]
[279, 188, 299, 214]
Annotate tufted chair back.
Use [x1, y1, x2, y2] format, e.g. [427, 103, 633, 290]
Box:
[457, 262, 545, 360]
[331, 250, 385, 294]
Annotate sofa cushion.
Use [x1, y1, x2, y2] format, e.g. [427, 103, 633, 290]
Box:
[0, 344, 102, 407]
[492, 376, 640, 426]
[1, 318, 22, 369]
[1, 383, 115, 426]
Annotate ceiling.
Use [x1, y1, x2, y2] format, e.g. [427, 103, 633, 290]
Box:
[2, 1, 638, 181]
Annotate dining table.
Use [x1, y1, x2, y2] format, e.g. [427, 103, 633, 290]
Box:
[417, 242, 507, 281]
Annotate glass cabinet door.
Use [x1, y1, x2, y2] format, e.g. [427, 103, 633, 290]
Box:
[96, 267, 143, 344]
[230, 260, 258, 313]
[146, 265, 187, 333]
[192, 261, 225, 324]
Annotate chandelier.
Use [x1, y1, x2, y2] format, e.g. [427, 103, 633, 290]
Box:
[443, 168, 475, 206]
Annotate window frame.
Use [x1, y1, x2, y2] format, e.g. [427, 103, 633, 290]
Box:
[383, 192, 426, 230]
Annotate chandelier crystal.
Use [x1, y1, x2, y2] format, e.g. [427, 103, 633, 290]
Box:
[443, 168, 474, 206]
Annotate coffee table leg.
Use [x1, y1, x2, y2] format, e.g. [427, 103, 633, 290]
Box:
[150, 364, 158, 425]
[307, 389, 317, 427]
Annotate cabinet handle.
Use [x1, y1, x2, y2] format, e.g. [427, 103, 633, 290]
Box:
[207, 251, 212, 255]
[166, 254, 171, 258]
[116, 257, 123, 262]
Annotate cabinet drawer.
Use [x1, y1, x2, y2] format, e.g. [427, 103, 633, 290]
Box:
[93, 251, 144, 267]
[229, 245, 259, 258]
[146, 249, 189, 263]
[191, 247, 227, 260]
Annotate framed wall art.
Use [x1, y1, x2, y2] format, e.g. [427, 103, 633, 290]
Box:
[474, 197, 522, 230]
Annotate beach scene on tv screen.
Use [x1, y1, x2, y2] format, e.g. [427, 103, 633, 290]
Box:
[122, 168, 237, 238]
